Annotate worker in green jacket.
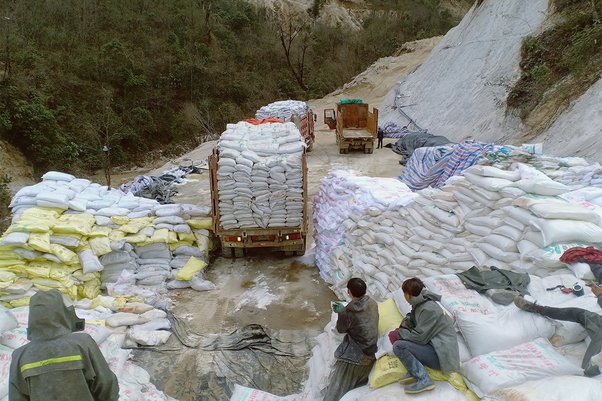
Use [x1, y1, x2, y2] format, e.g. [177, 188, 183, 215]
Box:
[388, 278, 460, 394]
[9, 290, 119, 401]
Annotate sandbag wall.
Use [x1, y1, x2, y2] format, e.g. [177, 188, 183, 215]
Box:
[0, 171, 214, 307]
[314, 156, 602, 301]
[216, 121, 305, 230]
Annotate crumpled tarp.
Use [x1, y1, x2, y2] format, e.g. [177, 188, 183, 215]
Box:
[120, 164, 205, 204]
[380, 122, 429, 139]
[390, 132, 453, 158]
[199, 324, 318, 401]
[400, 140, 494, 190]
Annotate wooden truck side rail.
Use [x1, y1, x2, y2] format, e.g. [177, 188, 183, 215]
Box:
[209, 148, 308, 257]
[291, 110, 315, 151]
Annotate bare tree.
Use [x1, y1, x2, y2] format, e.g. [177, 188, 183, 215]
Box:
[272, 3, 314, 92]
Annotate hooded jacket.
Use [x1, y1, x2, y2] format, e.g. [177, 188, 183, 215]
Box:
[9, 290, 119, 401]
[397, 288, 460, 374]
[334, 295, 379, 365]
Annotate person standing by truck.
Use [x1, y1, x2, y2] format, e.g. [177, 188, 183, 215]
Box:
[323, 278, 379, 401]
[377, 128, 384, 149]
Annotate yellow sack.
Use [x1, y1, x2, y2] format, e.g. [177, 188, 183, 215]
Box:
[124, 234, 147, 244]
[7, 220, 51, 233]
[169, 240, 194, 251]
[28, 232, 52, 253]
[0, 269, 16, 282]
[89, 237, 112, 256]
[178, 232, 196, 242]
[377, 298, 403, 336]
[167, 231, 178, 244]
[108, 230, 126, 242]
[33, 283, 78, 300]
[150, 229, 169, 243]
[187, 218, 213, 230]
[196, 235, 210, 256]
[78, 278, 101, 300]
[9, 297, 31, 307]
[112, 216, 130, 226]
[52, 213, 95, 236]
[89, 226, 112, 238]
[176, 256, 207, 281]
[50, 244, 78, 264]
[120, 217, 153, 234]
[21, 207, 61, 221]
[72, 270, 99, 282]
[368, 355, 478, 400]
[0, 259, 25, 268]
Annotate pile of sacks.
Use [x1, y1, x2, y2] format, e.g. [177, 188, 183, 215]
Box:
[0, 297, 176, 400]
[313, 170, 417, 283]
[216, 121, 305, 230]
[554, 162, 602, 188]
[0, 172, 215, 306]
[314, 161, 602, 300]
[255, 100, 309, 122]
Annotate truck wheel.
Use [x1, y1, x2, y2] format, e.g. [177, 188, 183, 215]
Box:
[294, 249, 306, 256]
[339, 148, 344, 154]
[364, 147, 373, 154]
[233, 248, 245, 258]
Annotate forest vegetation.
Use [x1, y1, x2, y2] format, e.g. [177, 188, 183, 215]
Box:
[0, 0, 466, 174]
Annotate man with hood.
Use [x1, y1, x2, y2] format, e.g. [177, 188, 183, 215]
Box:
[323, 278, 379, 401]
[388, 277, 460, 394]
[9, 289, 119, 401]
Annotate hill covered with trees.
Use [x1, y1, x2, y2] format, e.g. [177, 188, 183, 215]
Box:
[0, 0, 468, 173]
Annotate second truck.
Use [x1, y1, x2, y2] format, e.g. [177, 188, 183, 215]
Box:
[324, 100, 379, 154]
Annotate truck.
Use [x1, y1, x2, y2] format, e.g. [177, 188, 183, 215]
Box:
[255, 101, 316, 151]
[209, 148, 308, 258]
[324, 102, 378, 154]
[291, 109, 316, 152]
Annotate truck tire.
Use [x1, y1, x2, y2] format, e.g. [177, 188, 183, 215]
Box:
[364, 147, 373, 154]
[233, 248, 245, 258]
[294, 249, 306, 256]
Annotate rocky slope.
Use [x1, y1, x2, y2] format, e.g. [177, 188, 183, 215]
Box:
[379, 0, 602, 160]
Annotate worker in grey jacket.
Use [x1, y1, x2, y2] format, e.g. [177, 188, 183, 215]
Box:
[323, 278, 379, 401]
[514, 283, 602, 377]
[9, 289, 119, 401]
[389, 278, 460, 394]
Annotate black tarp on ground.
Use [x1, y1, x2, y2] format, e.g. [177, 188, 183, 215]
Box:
[390, 132, 454, 159]
[135, 313, 319, 401]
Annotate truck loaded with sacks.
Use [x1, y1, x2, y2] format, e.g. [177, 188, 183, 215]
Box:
[209, 119, 308, 257]
[255, 100, 315, 151]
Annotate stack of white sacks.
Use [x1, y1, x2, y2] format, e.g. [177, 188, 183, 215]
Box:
[0, 172, 214, 307]
[216, 121, 305, 230]
[315, 163, 602, 299]
[255, 100, 309, 122]
[0, 298, 177, 400]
